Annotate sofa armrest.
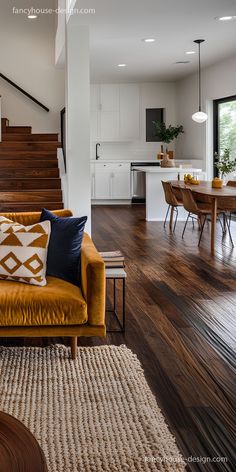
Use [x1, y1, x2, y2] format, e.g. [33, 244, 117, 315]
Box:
[81, 233, 105, 326]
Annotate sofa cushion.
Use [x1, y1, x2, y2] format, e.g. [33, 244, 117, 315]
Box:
[0, 276, 87, 326]
[0, 210, 73, 227]
[40, 208, 87, 287]
[0, 217, 51, 287]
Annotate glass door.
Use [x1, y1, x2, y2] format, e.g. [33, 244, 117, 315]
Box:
[213, 95, 236, 176]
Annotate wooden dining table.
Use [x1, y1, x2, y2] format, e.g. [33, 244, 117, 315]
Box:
[171, 180, 236, 256]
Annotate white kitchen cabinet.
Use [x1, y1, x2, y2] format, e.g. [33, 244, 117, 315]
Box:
[119, 84, 140, 140]
[93, 162, 131, 200]
[90, 111, 100, 141]
[90, 84, 100, 111]
[100, 111, 119, 141]
[100, 85, 119, 111]
[90, 163, 95, 199]
[100, 85, 119, 141]
[112, 164, 131, 199]
[94, 163, 111, 199]
[90, 85, 101, 141]
[90, 84, 140, 142]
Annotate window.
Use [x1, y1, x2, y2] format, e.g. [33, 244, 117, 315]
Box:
[213, 95, 236, 176]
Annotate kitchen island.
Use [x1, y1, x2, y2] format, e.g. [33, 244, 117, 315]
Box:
[133, 166, 203, 221]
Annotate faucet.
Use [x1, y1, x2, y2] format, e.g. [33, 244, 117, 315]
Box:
[96, 143, 101, 160]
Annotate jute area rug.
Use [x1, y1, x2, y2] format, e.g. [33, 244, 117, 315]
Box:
[0, 345, 186, 471]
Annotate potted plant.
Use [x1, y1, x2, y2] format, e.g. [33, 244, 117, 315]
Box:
[152, 122, 184, 157]
[214, 148, 236, 182]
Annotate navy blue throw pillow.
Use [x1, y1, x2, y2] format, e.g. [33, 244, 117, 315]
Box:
[40, 209, 87, 286]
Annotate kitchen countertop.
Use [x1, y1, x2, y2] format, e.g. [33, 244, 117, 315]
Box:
[133, 166, 202, 173]
[90, 159, 160, 163]
[90, 159, 201, 164]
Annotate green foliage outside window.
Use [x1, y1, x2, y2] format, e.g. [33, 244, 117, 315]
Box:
[219, 101, 236, 157]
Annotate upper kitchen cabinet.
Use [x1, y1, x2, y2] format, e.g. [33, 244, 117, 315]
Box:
[90, 84, 101, 141]
[90, 84, 100, 111]
[100, 85, 119, 141]
[100, 85, 119, 111]
[90, 84, 140, 142]
[119, 84, 140, 140]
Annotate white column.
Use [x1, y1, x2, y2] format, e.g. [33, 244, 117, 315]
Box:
[65, 20, 91, 233]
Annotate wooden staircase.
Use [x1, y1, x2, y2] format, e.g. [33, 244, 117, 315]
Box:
[0, 118, 63, 212]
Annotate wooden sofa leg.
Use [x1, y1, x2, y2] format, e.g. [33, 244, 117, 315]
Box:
[71, 337, 78, 360]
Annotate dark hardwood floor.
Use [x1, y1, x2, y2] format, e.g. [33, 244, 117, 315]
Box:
[90, 205, 236, 471]
[1, 204, 236, 471]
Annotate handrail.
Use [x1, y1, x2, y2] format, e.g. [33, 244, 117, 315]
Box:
[0, 72, 49, 112]
[60, 107, 66, 171]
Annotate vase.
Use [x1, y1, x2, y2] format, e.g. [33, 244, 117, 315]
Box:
[220, 174, 227, 186]
[160, 154, 175, 168]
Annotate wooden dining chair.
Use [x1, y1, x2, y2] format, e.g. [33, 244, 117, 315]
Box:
[218, 180, 236, 243]
[180, 187, 226, 246]
[162, 181, 183, 232]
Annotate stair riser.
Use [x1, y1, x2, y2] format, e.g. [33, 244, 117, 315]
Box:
[0, 191, 62, 202]
[0, 180, 61, 190]
[2, 134, 59, 142]
[0, 203, 64, 212]
[0, 154, 58, 160]
[0, 160, 58, 169]
[0, 143, 60, 151]
[5, 127, 32, 134]
[0, 169, 60, 178]
[0, 151, 57, 158]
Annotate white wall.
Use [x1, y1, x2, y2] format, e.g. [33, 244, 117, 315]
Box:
[176, 54, 236, 176]
[55, 0, 66, 67]
[91, 82, 177, 161]
[0, 9, 64, 133]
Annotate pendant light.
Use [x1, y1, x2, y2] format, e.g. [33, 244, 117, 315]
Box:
[192, 39, 208, 123]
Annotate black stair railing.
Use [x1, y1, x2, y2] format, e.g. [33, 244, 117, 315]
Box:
[0, 72, 49, 112]
[60, 107, 66, 171]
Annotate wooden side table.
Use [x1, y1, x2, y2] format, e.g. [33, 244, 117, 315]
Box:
[0, 411, 48, 471]
[105, 268, 126, 332]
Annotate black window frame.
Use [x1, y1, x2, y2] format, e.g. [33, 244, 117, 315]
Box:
[213, 94, 236, 177]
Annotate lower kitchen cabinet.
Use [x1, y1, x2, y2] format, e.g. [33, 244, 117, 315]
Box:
[112, 169, 130, 199]
[92, 162, 131, 200]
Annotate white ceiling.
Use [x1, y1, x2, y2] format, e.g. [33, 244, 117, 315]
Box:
[73, 0, 236, 82]
[0, 0, 56, 33]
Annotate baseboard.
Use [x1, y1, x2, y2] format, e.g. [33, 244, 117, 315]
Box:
[92, 200, 131, 205]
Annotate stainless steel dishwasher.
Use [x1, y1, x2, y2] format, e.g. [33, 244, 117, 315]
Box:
[131, 162, 160, 203]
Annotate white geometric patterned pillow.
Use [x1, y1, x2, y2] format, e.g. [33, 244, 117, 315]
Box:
[0, 217, 51, 286]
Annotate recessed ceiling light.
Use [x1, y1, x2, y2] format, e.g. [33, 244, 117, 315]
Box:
[117, 64, 127, 67]
[185, 51, 195, 55]
[28, 14, 37, 19]
[217, 15, 235, 21]
[143, 38, 155, 43]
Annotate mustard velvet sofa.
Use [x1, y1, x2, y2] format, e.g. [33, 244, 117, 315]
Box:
[0, 210, 106, 359]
